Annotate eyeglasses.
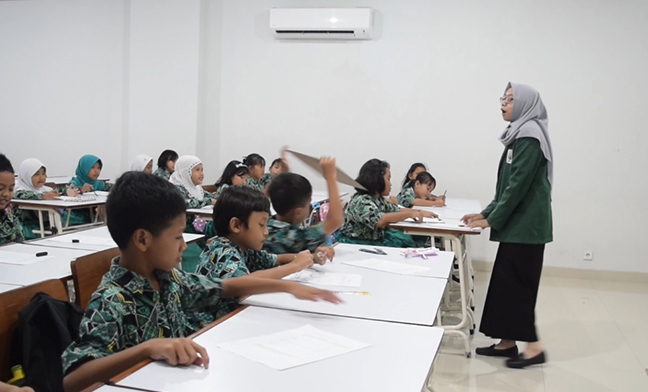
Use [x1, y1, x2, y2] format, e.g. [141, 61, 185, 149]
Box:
[499, 96, 514, 105]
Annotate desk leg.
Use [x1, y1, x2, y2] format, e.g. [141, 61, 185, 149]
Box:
[37, 210, 46, 238]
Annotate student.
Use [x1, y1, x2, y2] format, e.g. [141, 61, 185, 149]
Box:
[197, 185, 317, 292]
[268, 146, 290, 176]
[0, 154, 25, 245]
[264, 157, 342, 258]
[13, 158, 77, 239]
[130, 154, 153, 174]
[243, 153, 272, 192]
[68, 154, 112, 193]
[338, 159, 436, 248]
[61, 172, 340, 392]
[170, 155, 215, 209]
[397, 171, 445, 208]
[402, 162, 427, 188]
[153, 149, 178, 180]
[213, 160, 250, 198]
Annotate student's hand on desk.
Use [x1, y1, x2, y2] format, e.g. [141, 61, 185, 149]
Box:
[409, 209, 438, 222]
[145, 338, 210, 369]
[315, 246, 335, 264]
[289, 283, 343, 304]
[293, 250, 314, 270]
[42, 191, 61, 200]
[80, 184, 93, 194]
[461, 213, 484, 224]
[320, 156, 337, 181]
[467, 219, 489, 229]
[67, 187, 80, 197]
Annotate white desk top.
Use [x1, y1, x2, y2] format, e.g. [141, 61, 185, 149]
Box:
[116, 306, 444, 392]
[29, 226, 204, 252]
[243, 244, 447, 326]
[11, 195, 108, 208]
[0, 243, 96, 286]
[0, 283, 21, 294]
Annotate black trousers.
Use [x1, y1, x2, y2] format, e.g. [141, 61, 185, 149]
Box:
[479, 242, 545, 342]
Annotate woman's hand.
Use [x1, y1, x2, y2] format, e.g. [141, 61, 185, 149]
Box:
[468, 219, 490, 228]
[80, 184, 93, 194]
[461, 213, 484, 224]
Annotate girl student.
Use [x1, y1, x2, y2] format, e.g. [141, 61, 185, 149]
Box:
[130, 154, 153, 174]
[153, 149, 178, 180]
[213, 160, 250, 198]
[397, 171, 446, 208]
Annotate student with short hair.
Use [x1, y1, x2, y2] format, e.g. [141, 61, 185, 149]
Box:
[130, 154, 153, 174]
[264, 157, 342, 259]
[213, 160, 250, 198]
[338, 159, 437, 248]
[61, 172, 340, 392]
[0, 153, 24, 245]
[397, 171, 445, 207]
[402, 162, 427, 188]
[197, 186, 315, 283]
[268, 146, 290, 176]
[243, 153, 272, 192]
[153, 149, 178, 180]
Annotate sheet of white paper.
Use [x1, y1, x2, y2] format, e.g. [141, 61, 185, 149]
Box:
[217, 324, 371, 370]
[283, 270, 362, 288]
[342, 258, 432, 275]
[55, 196, 98, 202]
[0, 251, 53, 266]
[405, 217, 445, 224]
[46, 235, 114, 246]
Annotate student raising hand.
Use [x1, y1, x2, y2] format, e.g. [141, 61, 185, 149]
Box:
[145, 337, 210, 368]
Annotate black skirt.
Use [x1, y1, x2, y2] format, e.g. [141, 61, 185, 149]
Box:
[479, 242, 545, 342]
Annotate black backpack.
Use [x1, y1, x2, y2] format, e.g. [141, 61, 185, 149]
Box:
[11, 292, 84, 392]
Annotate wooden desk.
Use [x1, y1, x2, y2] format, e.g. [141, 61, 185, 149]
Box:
[0, 283, 21, 294]
[113, 306, 444, 392]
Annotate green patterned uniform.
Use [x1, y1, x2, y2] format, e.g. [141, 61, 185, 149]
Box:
[338, 193, 418, 248]
[61, 258, 228, 375]
[153, 167, 172, 180]
[14, 188, 67, 239]
[0, 207, 25, 245]
[263, 219, 326, 254]
[68, 181, 113, 193]
[197, 236, 277, 279]
[246, 173, 272, 192]
[214, 183, 229, 198]
[175, 185, 215, 209]
[175, 185, 216, 273]
[396, 187, 416, 208]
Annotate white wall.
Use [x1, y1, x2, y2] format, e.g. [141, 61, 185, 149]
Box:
[2, 0, 647, 273]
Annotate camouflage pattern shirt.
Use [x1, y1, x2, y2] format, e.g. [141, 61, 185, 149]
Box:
[214, 183, 229, 199]
[175, 184, 216, 209]
[153, 167, 172, 180]
[67, 181, 113, 192]
[62, 258, 227, 374]
[13, 188, 67, 222]
[397, 187, 416, 208]
[0, 206, 25, 245]
[197, 236, 278, 279]
[246, 173, 272, 192]
[340, 193, 400, 241]
[263, 218, 326, 254]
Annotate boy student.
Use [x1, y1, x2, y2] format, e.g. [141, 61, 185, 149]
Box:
[197, 186, 319, 281]
[0, 153, 25, 245]
[62, 172, 341, 392]
[264, 157, 343, 259]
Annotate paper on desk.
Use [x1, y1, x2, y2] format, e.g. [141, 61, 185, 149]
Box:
[283, 270, 362, 288]
[288, 150, 366, 191]
[218, 324, 371, 370]
[342, 258, 432, 275]
[0, 251, 53, 266]
[46, 235, 114, 246]
[405, 217, 445, 224]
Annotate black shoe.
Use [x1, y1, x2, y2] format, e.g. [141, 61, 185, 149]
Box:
[475, 344, 519, 358]
[506, 352, 546, 369]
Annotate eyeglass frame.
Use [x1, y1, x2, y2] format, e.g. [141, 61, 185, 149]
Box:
[499, 96, 514, 105]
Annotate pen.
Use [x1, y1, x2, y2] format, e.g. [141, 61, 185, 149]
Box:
[373, 248, 387, 255]
[72, 239, 80, 243]
[359, 248, 382, 255]
[36, 251, 48, 257]
[442, 190, 447, 197]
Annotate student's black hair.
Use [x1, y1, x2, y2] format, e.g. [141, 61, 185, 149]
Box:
[355, 159, 390, 196]
[405, 171, 436, 189]
[213, 185, 271, 236]
[242, 153, 265, 168]
[215, 160, 250, 187]
[402, 162, 427, 187]
[270, 158, 287, 171]
[157, 149, 179, 170]
[267, 173, 312, 216]
[107, 171, 186, 250]
[0, 153, 14, 174]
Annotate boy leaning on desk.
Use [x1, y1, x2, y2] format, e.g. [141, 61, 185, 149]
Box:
[61, 172, 342, 392]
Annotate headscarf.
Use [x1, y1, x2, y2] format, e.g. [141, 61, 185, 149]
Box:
[15, 158, 53, 194]
[169, 155, 204, 200]
[69, 154, 106, 191]
[499, 82, 553, 186]
[130, 154, 153, 172]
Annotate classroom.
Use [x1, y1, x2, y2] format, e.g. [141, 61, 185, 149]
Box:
[1, 0, 647, 391]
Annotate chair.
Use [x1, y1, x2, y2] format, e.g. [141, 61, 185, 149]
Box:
[203, 184, 218, 194]
[70, 248, 120, 309]
[0, 279, 68, 381]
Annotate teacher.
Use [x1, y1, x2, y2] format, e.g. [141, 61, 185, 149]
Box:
[462, 82, 553, 369]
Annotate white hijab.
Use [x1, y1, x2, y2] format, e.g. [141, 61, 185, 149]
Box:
[169, 155, 204, 200]
[130, 154, 153, 172]
[15, 158, 53, 194]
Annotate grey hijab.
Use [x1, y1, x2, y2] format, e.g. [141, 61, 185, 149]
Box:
[499, 82, 553, 187]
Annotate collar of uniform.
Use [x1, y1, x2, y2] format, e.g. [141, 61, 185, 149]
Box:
[108, 256, 173, 296]
[208, 236, 247, 258]
[268, 218, 291, 229]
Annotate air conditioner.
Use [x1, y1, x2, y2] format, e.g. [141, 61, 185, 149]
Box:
[270, 8, 373, 40]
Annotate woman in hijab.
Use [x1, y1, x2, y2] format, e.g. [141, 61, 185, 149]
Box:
[462, 82, 553, 368]
[130, 155, 153, 174]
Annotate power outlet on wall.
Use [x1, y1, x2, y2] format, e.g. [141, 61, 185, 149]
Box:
[583, 251, 593, 261]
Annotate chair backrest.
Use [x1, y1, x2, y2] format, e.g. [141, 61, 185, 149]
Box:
[202, 184, 218, 193]
[71, 248, 120, 309]
[0, 279, 68, 381]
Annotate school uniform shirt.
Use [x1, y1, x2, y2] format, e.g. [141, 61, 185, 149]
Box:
[67, 181, 112, 193]
[62, 258, 227, 375]
[396, 187, 416, 208]
[197, 236, 278, 280]
[246, 173, 272, 192]
[214, 183, 229, 198]
[153, 167, 172, 180]
[340, 193, 400, 241]
[263, 218, 327, 254]
[175, 184, 215, 209]
[481, 137, 552, 244]
[0, 207, 25, 245]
